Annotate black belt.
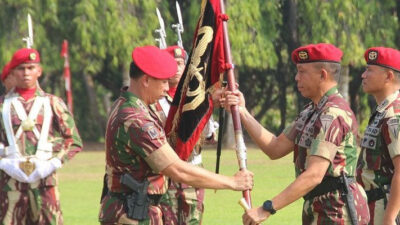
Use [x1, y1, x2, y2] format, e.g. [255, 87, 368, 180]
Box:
[304, 176, 355, 200]
[366, 185, 390, 203]
[109, 192, 162, 205]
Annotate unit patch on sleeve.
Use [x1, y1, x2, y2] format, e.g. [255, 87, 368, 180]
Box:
[142, 122, 160, 139]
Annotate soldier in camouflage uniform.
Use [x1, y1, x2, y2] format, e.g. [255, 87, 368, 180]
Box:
[0, 48, 83, 225]
[98, 45, 253, 225]
[151, 46, 218, 225]
[356, 47, 400, 225]
[223, 43, 370, 225]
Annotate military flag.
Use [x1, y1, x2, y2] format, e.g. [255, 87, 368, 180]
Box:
[165, 0, 228, 161]
[60, 40, 73, 113]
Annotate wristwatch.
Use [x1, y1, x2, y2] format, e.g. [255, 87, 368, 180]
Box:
[262, 200, 276, 215]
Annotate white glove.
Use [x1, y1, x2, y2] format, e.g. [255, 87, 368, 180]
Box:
[27, 158, 62, 183]
[0, 158, 29, 183]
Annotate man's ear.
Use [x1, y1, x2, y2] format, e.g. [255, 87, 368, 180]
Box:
[386, 70, 395, 83]
[320, 68, 328, 81]
[142, 75, 150, 88]
[37, 65, 43, 78]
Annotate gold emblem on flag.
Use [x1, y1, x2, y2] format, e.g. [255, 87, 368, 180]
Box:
[21, 118, 36, 131]
[298, 51, 309, 60]
[29, 53, 37, 60]
[368, 51, 378, 61]
[19, 160, 35, 176]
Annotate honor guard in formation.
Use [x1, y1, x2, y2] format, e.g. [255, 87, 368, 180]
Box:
[0, 48, 83, 225]
[357, 47, 400, 225]
[150, 45, 218, 225]
[98, 45, 253, 225]
[223, 43, 370, 225]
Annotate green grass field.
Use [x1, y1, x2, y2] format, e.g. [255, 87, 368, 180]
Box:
[58, 147, 303, 225]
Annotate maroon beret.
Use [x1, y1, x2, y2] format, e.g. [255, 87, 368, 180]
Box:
[291, 43, 342, 64]
[364, 47, 400, 72]
[132, 46, 177, 79]
[9, 48, 40, 70]
[164, 45, 187, 59]
[1, 62, 10, 81]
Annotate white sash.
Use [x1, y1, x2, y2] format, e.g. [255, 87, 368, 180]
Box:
[1, 94, 53, 160]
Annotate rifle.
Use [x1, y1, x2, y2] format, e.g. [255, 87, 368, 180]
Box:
[155, 8, 167, 49]
[171, 1, 184, 48]
[120, 174, 150, 220]
[22, 13, 34, 48]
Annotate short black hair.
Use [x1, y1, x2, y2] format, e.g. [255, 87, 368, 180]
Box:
[129, 61, 144, 79]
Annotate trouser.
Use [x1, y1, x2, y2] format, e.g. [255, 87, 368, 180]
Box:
[160, 181, 205, 225]
[99, 193, 163, 225]
[302, 182, 370, 225]
[0, 185, 63, 225]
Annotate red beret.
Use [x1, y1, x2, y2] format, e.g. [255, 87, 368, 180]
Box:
[1, 62, 10, 81]
[291, 43, 342, 64]
[9, 48, 40, 70]
[164, 45, 187, 59]
[132, 46, 177, 79]
[364, 47, 400, 72]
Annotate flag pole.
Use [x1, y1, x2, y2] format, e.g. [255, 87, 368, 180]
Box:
[219, 0, 252, 208]
[61, 40, 73, 113]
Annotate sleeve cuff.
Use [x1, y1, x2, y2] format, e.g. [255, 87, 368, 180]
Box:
[310, 139, 338, 163]
[145, 143, 180, 173]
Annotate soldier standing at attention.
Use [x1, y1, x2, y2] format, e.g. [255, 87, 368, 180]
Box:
[0, 48, 83, 224]
[223, 43, 370, 225]
[153, 46, 218, 225]
[357, 47, 400, 225]
[98, 45, 253, 225]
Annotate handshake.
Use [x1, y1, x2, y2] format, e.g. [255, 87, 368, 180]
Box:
[0, 157, 62, 183]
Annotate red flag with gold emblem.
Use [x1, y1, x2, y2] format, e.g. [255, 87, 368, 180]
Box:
[164, 0, 228, 160]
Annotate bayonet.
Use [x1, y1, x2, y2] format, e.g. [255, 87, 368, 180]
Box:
[22, 14, 34, 48]
[171, 1, 184, 48]
[155, 8, 167, 49]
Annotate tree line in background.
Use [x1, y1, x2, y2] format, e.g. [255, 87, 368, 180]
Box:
[0, 0, 399, 142]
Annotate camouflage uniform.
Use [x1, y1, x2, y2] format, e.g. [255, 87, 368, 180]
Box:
[357, 90, 400, 225]
[0, 88, 83, 225]
[284, 87, 369, 225]
[150, 95, 207, 225]
[99, 88, 179, 225]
